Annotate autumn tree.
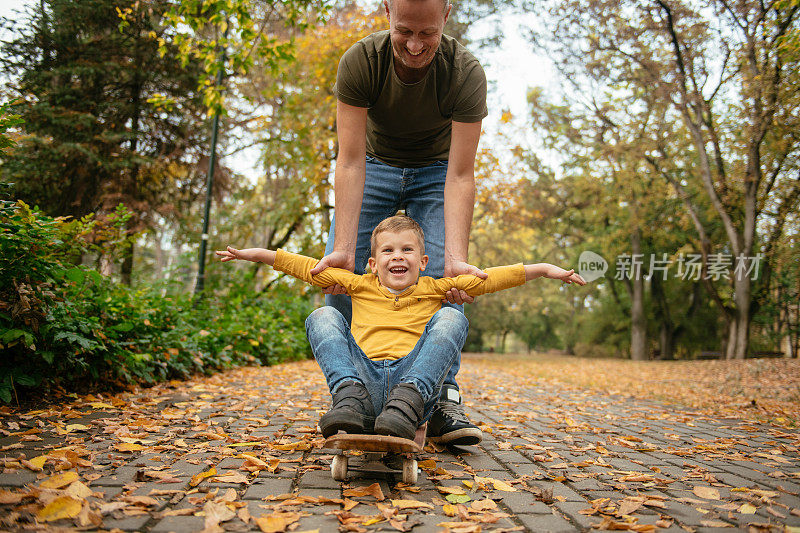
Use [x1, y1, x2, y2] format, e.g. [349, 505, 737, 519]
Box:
[528, 0, 800, 358]
[0, 0, 209, 284]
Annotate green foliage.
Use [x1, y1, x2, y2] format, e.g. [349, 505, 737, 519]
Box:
[0, 102, 22, 158]
[0, 195, 312, 404]
[1, 0, 209, 241]
[153, 0, 333, 115]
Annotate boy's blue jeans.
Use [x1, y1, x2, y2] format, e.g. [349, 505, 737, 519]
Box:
[324, 156, 463, 389]
[305, 306, 469, 422]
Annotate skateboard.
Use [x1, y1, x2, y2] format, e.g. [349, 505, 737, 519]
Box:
[324, 423, 427, 483]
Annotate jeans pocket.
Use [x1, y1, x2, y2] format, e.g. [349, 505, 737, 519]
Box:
[432, 160, 449, 167]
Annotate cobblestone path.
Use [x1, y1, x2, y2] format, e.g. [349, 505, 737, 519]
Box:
[1, 356, 798, 532]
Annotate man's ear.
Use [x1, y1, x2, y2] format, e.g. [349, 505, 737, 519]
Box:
[419, 254, 429, 272]
[443, 3, 451, 24]
[368, 257, 378, 275]
[384, 0, 391, 19]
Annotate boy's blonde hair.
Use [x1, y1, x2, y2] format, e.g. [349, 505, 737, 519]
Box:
[370, 215, 425, 256]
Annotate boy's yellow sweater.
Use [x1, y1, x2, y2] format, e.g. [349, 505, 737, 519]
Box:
[274, 250, 526, 361]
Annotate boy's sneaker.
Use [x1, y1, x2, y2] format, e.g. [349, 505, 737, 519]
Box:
[374, 382, 424, 441]
[319, 380, 375, 438]
[427, 385, 482, 445]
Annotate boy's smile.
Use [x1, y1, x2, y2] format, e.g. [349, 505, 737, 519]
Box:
[368, 229, 428, 292]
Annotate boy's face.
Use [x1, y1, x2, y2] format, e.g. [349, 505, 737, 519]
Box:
[368, 229, 428, 291]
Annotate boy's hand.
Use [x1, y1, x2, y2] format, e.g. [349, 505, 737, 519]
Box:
[215, 246, 275, 265]
[544, 265, 587, 285]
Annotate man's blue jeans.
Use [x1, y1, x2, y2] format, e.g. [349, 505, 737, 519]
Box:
[324, 156, 463, 389]
[305, 306, 469, 422]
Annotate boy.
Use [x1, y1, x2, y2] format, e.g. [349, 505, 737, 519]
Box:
[217, 215, 585, 441]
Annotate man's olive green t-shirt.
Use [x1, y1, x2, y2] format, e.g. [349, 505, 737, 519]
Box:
[334, 30, 488, 168]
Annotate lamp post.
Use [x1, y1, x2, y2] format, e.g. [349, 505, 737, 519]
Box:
[193, 33, 227, 299]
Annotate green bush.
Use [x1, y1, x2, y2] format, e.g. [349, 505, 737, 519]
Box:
[0, 193, 313, 404]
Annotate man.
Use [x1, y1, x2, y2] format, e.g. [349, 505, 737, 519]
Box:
[309, 0, 487, 445]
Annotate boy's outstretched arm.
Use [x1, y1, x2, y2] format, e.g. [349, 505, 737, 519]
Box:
[216, 246, 276, 266]
[525, 263, 587, 285]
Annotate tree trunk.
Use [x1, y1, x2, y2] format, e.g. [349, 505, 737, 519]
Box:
[650, 274, 676, 359]
[630, 229, 647, 360]
[121, 239, 133, 286]
[727, 274, 751, 359]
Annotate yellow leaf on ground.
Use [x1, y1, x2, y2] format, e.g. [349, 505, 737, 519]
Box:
[443, 504, 458, 516]
[190, 467, 218, 487]
[64, 481, 93, 499]
[36, 495, 82, 521]
[390, 499, 434, 510]
[39, 470, 79, 489]
[738, 503, 758, 514]
[418, 459, 437, 470]
[213, 471, 249, 484]
[255, 511, 300, 532]
[28, 455, 48, 470]
[693, 486, 721, 500]
[471, 499, 498, 511]
[89, 402, 114, 409]
[65, 424, 91, 432]
[491, 479, 517, 492]
[114, 442, 145, 452]
[437, 486, 466, 495]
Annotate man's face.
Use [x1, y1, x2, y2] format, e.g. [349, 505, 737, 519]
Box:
[384, 0, 450, 74]
[368, 229, 429, 292]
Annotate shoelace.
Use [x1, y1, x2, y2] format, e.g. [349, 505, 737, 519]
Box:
[438, 400, 470, 423]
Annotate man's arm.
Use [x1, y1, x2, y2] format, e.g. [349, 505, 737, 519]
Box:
[309, 101, 368, 282]
[443, 120, 487, 303]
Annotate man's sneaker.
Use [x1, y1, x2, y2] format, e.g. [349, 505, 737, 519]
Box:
[374, 382, 424, 440]
[319, 381, 375, 438]
[427, 384, 482, 445]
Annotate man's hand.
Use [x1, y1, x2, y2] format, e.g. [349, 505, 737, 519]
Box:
[310, 250, 355, 296]
[443, 260, 487, 304]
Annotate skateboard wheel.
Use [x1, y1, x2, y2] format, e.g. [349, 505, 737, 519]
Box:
[402, 458, 418, 484]
[331, 454, 348, 481]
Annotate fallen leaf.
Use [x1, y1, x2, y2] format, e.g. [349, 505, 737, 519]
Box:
[256, 511, 301, 532]
[204, 500, 236, 530]
[36, 495, 82, 522]
[446, 494, 472, 504]
[39, 470, 79, 489]
[471, 499, 498, 511]
[213, 471, 249, 484]
[0, 489, 28, 504]
[343, 483, 385, 501]
[114, 442, 145, 452]
[391, 499, 434, 510]
[491, 479, 517, 492]
[437, 486, 466, 495]
[693, 486, 721, 500]
[739, 503, 758, 514]
[64, 481, 93, 499]
[190, 467, 218, 487]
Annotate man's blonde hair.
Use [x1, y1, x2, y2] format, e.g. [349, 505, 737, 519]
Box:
[370, 215, 426, 256]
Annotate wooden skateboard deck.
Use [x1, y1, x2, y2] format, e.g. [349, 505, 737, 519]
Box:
[323, 423, 426, 483]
